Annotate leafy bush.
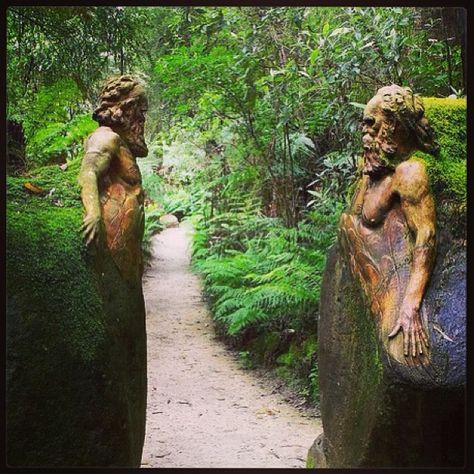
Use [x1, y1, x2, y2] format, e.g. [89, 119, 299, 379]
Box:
[142, 204, 165, 266]
[192, 200, 342, 336]
[28, 113, 98, 167]
[21, 78, 97, 169]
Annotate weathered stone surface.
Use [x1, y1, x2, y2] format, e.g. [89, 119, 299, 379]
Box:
[159, 213, 179, 228]
[315, 242, 465, 468]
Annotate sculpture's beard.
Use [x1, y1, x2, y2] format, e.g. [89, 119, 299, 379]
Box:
[127, 136, 148, 157]
[362, 134, 395, 180]
[122, 121, 148, 157]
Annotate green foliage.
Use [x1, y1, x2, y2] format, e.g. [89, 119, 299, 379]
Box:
[141, 172, 165, 204]
[29, 113, 97, 167]
[21, 78, 82, 133]
[149, 6, 464, 229]
[238, 350, 254, 369]
[192, 200, 342, 336]
[7, 6, 159, 108]
[142, 204, 165, 266]
[274, 336, 319, 403]
[14, 78, 98, 169]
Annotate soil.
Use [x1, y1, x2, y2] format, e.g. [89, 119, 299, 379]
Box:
[140, 222, 323, 468]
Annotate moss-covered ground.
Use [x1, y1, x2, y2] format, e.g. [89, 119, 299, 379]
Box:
[6, 158, 106, 366]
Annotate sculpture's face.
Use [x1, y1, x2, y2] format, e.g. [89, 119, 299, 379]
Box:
[362, 86, 424, 178]
[361, 95, 395, 176]
[120, 94, 148, 157]
[362, 95, 384, 156]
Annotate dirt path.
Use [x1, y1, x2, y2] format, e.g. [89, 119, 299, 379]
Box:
[140, 223, 322, 468]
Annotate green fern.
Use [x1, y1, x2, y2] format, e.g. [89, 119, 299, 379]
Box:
[191, 204, 339, 336]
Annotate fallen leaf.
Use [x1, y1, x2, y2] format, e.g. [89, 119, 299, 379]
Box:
[24, 182, 44, 194]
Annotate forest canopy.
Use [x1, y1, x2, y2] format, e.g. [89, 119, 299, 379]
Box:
[7, 7, 465, 173]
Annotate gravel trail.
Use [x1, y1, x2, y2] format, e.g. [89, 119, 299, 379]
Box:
[140, 223, 322, 468]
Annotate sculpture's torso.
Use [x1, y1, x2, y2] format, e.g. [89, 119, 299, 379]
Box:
[98, 141, 144, 284]
[339, 168, 428, 364]
[360, 175, 394, 227]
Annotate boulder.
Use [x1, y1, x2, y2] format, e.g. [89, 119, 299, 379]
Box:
[159, 213, 179, 228]
[6, 160, 147, 467]
[315, 240, 465, 468]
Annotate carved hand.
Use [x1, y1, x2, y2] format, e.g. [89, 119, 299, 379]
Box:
[81, 212, 103, 246]
[388, 301, 429, 357]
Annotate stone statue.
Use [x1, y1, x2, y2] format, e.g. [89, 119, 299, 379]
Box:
[74, 75, 148, 465]
[309, 87, 465, 468]
[78, 75, 148, 284]
[338, 84, 438, 363]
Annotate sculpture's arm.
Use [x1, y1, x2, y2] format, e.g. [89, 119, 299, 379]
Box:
[388, 159, 436, 356]
[78, 129, 120, 245]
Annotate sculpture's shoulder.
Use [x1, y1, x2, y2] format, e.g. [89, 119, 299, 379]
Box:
[394, 158, 427, 177]
[393, 159, 430, 202]
[85, 126, 121, 156]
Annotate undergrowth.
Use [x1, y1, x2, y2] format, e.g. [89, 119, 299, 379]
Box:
[188, 171, 343, 403]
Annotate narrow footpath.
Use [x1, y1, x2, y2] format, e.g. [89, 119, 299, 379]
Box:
[140, 223, 322, 468]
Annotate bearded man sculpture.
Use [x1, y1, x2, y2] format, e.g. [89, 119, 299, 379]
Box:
[77, 75, 148, 466]
[338, 84, 438, 363]
[79, 75, 148, 285]
[310, 85, 465, 468]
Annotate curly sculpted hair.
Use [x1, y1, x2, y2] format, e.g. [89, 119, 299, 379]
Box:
[376, 84, 439, 155]
[92, 75, 146, 128]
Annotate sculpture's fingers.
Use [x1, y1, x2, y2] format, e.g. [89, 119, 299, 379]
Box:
[420, 326, 429, 347]
[403, 331, 409, 356]
[411, 329, 416, 357]
[85, 226, 97, 246]
[417, 330, 423, 355]
[417, 329, 426, 354]
[388, 324, 401, 339]
[81, 218, 96, 234]
[413, 329, 423, 356]
[82, 225, 92, 241]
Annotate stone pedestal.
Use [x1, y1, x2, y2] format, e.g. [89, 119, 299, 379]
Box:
[311, 233, 465, 468]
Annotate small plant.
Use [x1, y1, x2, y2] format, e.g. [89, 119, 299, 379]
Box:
[238, 350, 253, 369]
[142, 205, 165, 266]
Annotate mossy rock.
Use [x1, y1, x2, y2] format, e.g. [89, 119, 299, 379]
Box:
[314, 246, 464, 468]
[6, 162, 147, 467]
[414, 97, 466, 236]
